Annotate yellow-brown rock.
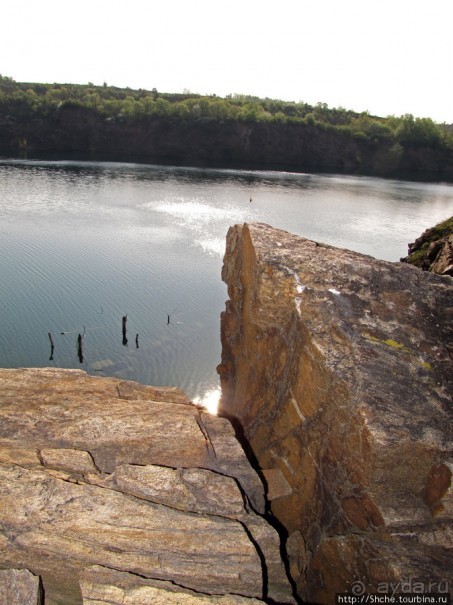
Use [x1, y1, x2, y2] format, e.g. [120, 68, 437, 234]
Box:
[0, 368, 295, 605]
[80, 565, 265, 604]
[219, 223, 453, 603]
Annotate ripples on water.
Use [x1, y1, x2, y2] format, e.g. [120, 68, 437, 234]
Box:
[1, 160, 453, 413]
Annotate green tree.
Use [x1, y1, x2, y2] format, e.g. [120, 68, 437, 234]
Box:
[395, 114, 442, 148]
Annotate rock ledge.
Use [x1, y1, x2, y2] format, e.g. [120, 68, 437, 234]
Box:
[219, 223, 452, 603]
[0, 368, 295, 605]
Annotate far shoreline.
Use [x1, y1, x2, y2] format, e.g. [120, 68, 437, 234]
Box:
[2, 151, 452, 186]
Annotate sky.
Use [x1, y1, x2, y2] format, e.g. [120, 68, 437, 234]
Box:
[2, 0, 452, 123]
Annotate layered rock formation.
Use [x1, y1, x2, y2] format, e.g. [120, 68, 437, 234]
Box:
[401, 216, 453, 276]
[0, 368, 295, 605]
[218, 223, 452, 603]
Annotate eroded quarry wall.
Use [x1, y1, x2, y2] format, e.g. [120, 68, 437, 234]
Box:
[218, 223, 452, 603]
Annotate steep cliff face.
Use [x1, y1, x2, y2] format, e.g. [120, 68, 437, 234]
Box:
[218, 223, 452, 603]
[2, 105, 453, 180]
[0, 106, 360, 173]
[0, 368, 295, 605]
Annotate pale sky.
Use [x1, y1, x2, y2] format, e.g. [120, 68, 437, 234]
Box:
[2, 0, 452, 123]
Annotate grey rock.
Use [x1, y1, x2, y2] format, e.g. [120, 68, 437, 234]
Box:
[0, 569, 43, 605]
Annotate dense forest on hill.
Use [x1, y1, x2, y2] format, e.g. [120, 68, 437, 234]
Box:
[1, 75, 452, 180]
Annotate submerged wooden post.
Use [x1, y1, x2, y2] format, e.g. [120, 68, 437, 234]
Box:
[48, 332, 55, 361]
[77, 334, 83, 363]
[122, 315, 128, 346]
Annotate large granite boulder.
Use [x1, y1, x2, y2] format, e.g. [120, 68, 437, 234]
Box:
[218, 223, 452, 603]
[0, 368, 295, 605]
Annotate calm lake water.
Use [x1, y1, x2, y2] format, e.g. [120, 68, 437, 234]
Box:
[1, 159, 452, 409]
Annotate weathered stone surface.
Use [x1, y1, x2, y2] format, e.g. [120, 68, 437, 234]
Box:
[40, 448, 100, 475]
[0, 368, 295, 605]
[0, 568, 43, 605]
[310, 532, 452, 601]
[219, 223, 453, 603]
[262, 468, 293, 501]
[0, 464, 262, 601]
[100, 464, 246, 516]
[0, 368, 264, 511]
[80, 565, 265, 604]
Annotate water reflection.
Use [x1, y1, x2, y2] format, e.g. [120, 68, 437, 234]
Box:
[194, 387, 221, 415]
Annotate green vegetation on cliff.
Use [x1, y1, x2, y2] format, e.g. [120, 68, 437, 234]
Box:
[402, 216, 453, 275]
[1, 75, 452, 179]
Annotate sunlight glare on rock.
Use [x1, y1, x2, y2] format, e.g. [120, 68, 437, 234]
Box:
[194, 387, 221, 415]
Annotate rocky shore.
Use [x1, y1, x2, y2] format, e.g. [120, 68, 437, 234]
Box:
[0, 222, 451, 604]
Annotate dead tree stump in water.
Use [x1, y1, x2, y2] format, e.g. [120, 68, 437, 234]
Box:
[77, 334, 84, 363]
[122, 315, 128, 346]
[48, 332, 55, 361]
